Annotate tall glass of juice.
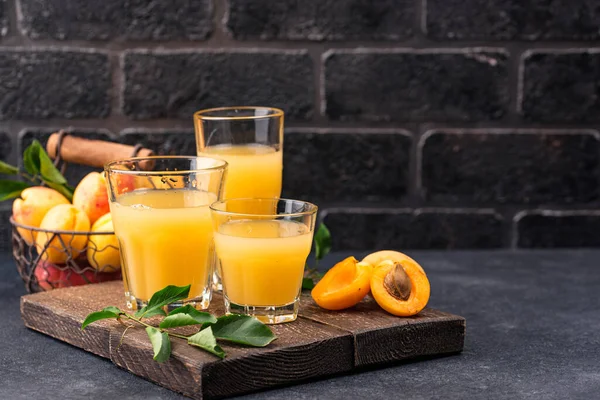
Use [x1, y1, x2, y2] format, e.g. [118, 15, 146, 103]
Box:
[194, 106, 284, 204]
[195, 107, 284, 290]
[105, 156, 227, 311]
[210, 198, 318, 324]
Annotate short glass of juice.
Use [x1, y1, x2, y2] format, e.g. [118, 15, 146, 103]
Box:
[105, 156, 228, 311]
[210, 198, 318, 324]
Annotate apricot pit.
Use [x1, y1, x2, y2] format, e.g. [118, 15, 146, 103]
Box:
[383, 261, 412, 301]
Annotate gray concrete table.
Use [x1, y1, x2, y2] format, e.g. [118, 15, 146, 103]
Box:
[1, 250, 599, 400]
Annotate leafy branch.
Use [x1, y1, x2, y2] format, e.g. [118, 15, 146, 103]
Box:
[0, 140, 74, 202]
[81, 284, 277, 362]
[302, 223, 332, 290]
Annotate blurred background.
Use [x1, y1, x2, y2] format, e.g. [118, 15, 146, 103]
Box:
[1, 0, 599, 252]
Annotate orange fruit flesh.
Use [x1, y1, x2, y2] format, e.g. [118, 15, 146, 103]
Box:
[311, 256, 372, 310]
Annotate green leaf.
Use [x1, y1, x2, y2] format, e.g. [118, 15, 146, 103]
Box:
[210, 315, 276, 347]
[314, 223, 332, 261]
[23, 141, 41, 175]
[0, 160, 18, 175]
[135, 285, 191, 319]
[159, 305, 217, 329]
[145, 326, 171, 363]
[302, 277, 316, 290]
[81, 307, 123, 330]
[0, 180, 30, 202]
[45, 181, 74, 202]
[134, 306, 167, 319]
[38, 146, 66, 184]
[103, 306, 122, 314]
[188, 326, 225, 359]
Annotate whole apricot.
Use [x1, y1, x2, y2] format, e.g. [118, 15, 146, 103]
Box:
[12, 187, 70, 245]
[87, 212, 120, 272]
[34, 260, 65, 290]
[59, 268, 121, 287]
[73, 172, 110, 225]
[113, 174, 135, 195]
[35, 204, 90, 264]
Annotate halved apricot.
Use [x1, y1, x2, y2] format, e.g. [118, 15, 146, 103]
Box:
[311, 256, 372, 310]
[370, 258, 430, 317]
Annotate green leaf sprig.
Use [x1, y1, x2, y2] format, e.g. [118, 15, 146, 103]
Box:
[81, 284, 277, 362]
[302, 223, 332, 290]
[0, 140, 74, 202]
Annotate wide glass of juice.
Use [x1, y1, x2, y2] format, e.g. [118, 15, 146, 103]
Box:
[210, 198, 318, 324]
[105, 156, 227, 311]
[194, 106, 284, 205]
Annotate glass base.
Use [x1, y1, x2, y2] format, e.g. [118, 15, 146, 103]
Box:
[125, 289, 212, 312]
[212, 271, 222, 292]
[224, 296, 299, 324]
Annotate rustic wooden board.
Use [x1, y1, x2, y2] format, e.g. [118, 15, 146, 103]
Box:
[21, 281, 465, 399]
[299, 296, 466, 367]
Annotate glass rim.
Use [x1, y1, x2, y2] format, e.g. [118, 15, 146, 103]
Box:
[194, 106, 284, 121]
[210, 197, 318, 218]
[104, 155, 228, 176]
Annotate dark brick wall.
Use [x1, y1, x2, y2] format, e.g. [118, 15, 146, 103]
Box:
[1, 0, 599, 252]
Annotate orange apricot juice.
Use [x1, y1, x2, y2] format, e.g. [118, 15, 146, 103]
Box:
[110, 189, 216, 302]
[200, 144, 282, 200]
[213, 219, 312, 306]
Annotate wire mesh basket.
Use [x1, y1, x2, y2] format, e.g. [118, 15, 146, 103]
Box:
[11, 217, 122, 293]
[6, 131, 149, 293]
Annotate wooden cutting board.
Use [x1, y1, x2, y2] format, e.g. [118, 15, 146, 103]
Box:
[20, 281, 465, 399]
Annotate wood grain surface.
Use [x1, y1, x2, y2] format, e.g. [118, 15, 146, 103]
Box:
[21, 281, 465, 399]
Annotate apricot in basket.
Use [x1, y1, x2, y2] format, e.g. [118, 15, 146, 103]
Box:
[35, 204, 90, 264]
[12, 187, 69, 245]
[72, 172, 110, 225]
[87, 213, 121, 272]
[34, 259, 121, 291]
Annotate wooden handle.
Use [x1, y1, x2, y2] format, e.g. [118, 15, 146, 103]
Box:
[46, 133, 154, 168]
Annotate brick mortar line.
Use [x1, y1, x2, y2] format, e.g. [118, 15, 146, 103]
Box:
[209, 0, 231, 46]
[4, 0, 17, 38]
[319, 206, 600, 216]
[3, 34, 600, 52]
[502, 207, 522, 249]
[3, 119, 600, 135]
[108, 53, 123, 120]
[413, 121, 600, 130]
[321, 205, 600, 215]
[307, 45, 326, 123]
[417, 127, 600, 137]
[510, 211, 520, 249]
[411, 200, 600, 210]
[415, 0, 427, 40]
[414, 124, 430, 200]
[292, 194, 600, 210]
[324, 206, 502, 215]
[405, 122, 423, 208]
[504, 44, 524, 124]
